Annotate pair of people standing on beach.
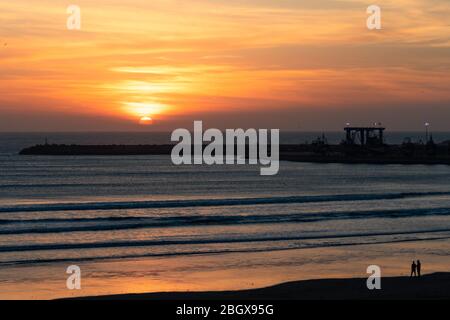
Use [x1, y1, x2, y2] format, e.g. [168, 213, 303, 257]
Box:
[410, 260, 421, 277]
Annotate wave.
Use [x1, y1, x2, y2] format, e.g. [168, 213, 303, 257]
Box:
[1, 228, 449, 253]
[1, 191, 449, 213]
[0, 183, 132, 189]
[1, 232, 449, 266]
[0, 207, 449, 235]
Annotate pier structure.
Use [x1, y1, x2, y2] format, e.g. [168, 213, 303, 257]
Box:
[345, 126, 385, 146]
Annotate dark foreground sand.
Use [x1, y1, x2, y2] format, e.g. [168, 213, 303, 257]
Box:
[77, 272, 450, 300]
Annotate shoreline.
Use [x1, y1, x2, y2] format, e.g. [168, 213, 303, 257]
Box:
[71, 272, 450, 300]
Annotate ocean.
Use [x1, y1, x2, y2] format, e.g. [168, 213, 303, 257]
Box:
[0, 132, 449, 299]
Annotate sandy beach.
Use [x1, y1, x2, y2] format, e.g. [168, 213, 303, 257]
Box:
[73, 272, 450, 300]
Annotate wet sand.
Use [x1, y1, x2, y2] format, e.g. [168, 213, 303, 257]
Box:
[78, 272, 450, 300]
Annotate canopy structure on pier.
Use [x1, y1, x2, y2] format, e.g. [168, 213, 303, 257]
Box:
[345, 127, 385, 146]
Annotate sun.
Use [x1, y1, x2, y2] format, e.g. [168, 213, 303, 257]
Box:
[121, 101, 168, 125]
[139, 116, 153, 125]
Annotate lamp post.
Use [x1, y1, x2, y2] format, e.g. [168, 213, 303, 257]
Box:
[425, 122, 430, 142]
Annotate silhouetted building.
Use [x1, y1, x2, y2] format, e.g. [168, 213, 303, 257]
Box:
[345, 126, 385, 146]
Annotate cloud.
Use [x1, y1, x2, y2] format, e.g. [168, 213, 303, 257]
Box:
[0, 0, 449, 131]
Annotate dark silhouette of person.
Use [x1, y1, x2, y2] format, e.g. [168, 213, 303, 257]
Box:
[417, 260, 421, 277]
[410, 260, 417, 277]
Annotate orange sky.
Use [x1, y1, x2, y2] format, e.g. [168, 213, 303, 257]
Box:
[0, 0, 449, 131]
